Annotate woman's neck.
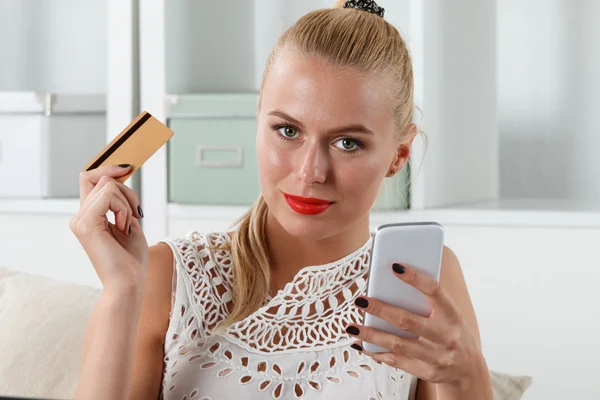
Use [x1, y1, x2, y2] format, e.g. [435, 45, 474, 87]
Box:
[265, 211, 371, 294]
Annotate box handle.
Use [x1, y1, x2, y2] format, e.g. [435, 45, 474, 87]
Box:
[196, 145, 243, 168]
[35, 92, 54, 116]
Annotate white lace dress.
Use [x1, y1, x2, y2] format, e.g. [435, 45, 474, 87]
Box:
[159, 231, 418, 400]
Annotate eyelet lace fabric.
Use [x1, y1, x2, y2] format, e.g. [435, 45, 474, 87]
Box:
[159, 231, 418, 400]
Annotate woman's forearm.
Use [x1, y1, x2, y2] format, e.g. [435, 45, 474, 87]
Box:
[73, 287, 144, 400]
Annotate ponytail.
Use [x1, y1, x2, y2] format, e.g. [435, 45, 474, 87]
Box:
[215, 195, 270, 330]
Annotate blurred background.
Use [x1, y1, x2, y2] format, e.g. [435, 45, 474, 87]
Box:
[0, 0, 599, 399]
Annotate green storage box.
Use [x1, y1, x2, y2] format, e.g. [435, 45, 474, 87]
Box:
[372, 162, 410, 211]
[167, 93, 261, 205]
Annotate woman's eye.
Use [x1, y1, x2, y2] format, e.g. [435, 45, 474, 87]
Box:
[334, 138, 360, 151]
[277, 126, 299, 138]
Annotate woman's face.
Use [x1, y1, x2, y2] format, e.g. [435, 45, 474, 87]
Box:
[256, 51, 409, 241]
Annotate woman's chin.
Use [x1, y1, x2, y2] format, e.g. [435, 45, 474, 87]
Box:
[286, 228, 337, 243]
[274, 209, 340, 242]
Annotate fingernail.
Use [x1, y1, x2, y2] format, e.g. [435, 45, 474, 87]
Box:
[118, 164, 131, 168]
[393, 263, 405, 274]
[351, 343, 363, 351]
[128, 224, 132, 235]
[354, 297, 369, 309]
[137, 205, 144, 218]
[346, 326, 360, 336]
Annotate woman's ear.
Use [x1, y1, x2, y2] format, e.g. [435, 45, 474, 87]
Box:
[386, 123, 417, 177]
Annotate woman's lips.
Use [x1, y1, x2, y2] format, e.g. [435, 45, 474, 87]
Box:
[283, 193, 333, 215]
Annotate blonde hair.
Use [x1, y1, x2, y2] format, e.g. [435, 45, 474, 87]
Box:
[218, 1, 417, 329]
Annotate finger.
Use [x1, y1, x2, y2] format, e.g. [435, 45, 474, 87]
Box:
[81, 178, 132, 232]
[351, 342, 438, 383]
[369, 351, 436, 383]
[79, 164, 132, 204]
[99, 185, 133, 234]
[90, 179, 136, 232]
[108, 178, 143, 219]
[76, 188, 131, 235]
[129, 217, 142, 234]
[391, 262, 456, 315]
[353, 296, 442, 342]
[84, 175, 143, 219]
[345, 324, 439, 364]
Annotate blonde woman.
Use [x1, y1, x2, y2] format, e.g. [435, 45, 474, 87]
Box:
[71, 1, 493, 399]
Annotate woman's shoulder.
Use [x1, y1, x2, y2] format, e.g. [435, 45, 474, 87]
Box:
[159, 230, 236, 337]
[160, 229, 233, 254]
[158, 229, 235, 279]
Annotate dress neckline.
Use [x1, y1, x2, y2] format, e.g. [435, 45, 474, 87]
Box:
[264, 233, 373, 302]
[222, 232, 374, 354]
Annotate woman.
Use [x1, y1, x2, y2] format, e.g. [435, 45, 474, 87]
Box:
[70, 1, 493, 399]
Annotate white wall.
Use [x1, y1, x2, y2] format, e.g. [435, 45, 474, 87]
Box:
[165, 0, 256, 93]
[412, 0, 499, 210]
[0, 213, 101, 288]
[0, 0, 107, 93]
[165, 0, 335, 94]
[498, 0, 600, 202]
[445, 225, 600, 399]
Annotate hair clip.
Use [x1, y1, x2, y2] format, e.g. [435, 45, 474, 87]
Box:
[343, 0, 385, 18]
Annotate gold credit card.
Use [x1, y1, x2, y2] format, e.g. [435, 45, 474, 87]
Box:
[84, 111, 174, 182]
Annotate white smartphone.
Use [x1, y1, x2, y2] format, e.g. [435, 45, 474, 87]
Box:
[362, 221, 445, 353]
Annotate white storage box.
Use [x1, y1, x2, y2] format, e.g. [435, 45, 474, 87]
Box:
[0, 92, 106, 199]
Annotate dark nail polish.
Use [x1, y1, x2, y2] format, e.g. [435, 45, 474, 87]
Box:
[351, 343, 363, 351]
[137, 205, 144, 218]
[346, 326, 360, 336]
[355, 297, 369, 309]
[128, 224, 132, 235]
[118, 164, 131, 168]
[393, 263, 405, 274]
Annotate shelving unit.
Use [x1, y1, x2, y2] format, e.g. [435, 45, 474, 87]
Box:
[1, 0, 599, 242]
[0, 0, 138, 289]
[0, 198, 80, 216]
[0, 0, 102, 213]
[138, 0, 600, 246]
[0, 0, 139, 204]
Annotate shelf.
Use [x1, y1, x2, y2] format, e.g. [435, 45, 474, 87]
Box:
[442, 198, 600, 213]
[168, 203, 249, 220]
[421, 198, 600, 229]
[167, 199, 600, 231]
[373, 211, 600, 230]
[0, 198, 80, 216]
[376, 196, 600, 229]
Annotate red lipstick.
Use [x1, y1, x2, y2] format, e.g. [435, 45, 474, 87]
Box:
[283, 193, 333, 215]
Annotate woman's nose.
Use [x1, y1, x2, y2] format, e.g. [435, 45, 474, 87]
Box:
[299, 142, 328, 185]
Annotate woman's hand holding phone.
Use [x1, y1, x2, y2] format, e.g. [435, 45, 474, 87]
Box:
[345, 263, 491, 396]
[69, 164, 148, 294]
